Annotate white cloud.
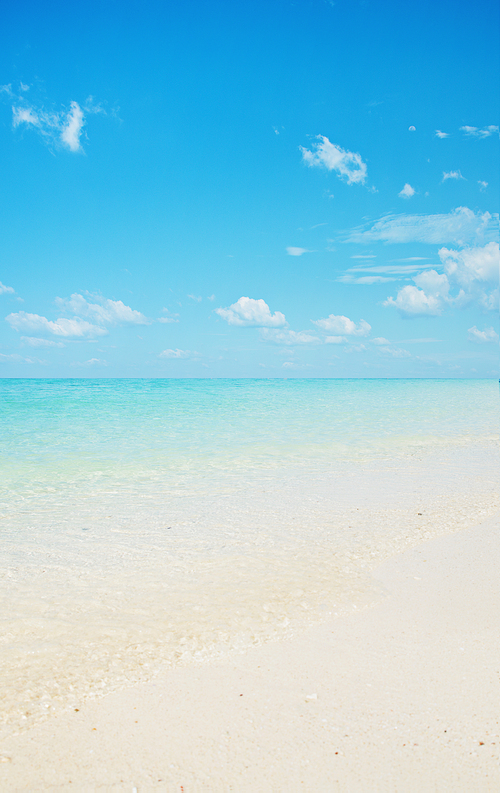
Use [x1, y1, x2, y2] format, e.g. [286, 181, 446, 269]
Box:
[398, 183, 415, 198]
[60, 101, 85, 152]
[6, 311, 107, 337]
[21, 336, 65, 348]
[347, 263, 431, 275]
[384, 242, 499, 317]
[300, 135, 367, 185]
[71, 358, 108, 367]
[439, 241, 499, 311]
[5, 86, 106, 153]
[259, 328, 320, 345]
[215, 297, 287, 327]
[442, 170, 465, 181]
[286, 247, 309, 256]
[408, 126, 416, 132]
[460, 125, 499, 138]
[467, 326, 499, 343]
[383, 285, 442, 317]
[324, 335, 347, 344]
[0, 281, 15, 294]
[188, 294, 202, 302]
[377, 346, 411, 358]
[311, 314, 371, 336]
[12, 99, 86, 152]
[158, 316, 178, 323]
[435, 130, 449, 138]
[0, 352, 42, 364]
[55, 293, 149, 325]
[343, 207, 496, 246]
[350, 254, 376, 259]
[371, 337, 391, 345]
[159, 348, 196, 358]
[478, 181, 488, 191]
[337, 275, 396, 284]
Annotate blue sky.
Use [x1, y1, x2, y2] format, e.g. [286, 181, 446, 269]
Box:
[0, 0, 498, 377]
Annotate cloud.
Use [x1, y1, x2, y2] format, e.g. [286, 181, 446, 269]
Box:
[215, 297, 287, 327]
[71, 358, 108, 367]
[6, 312, 107, 337]
[343, 207, 497, 246]
[0, 281, 15, 294]
[5, 86, 106, 153]
[12, 99, 86, 152]
[377, 346, 411, 358]
[478, 181, 488, 191]
[159, 348, 197, 358]
[0, 352, 43, 364]
[350, 254, 376, 259]
[383, 286, 442, 317]
[286, 247, 310, 256]
[259, 328, 320, 345]
[158, 317, 178, 323]
[384, 242, 499, 317]
[311, 314, 371, 336]
[439, 241, 499, 311]
[300, 135, 367, 185]
[460, 125, 499, 138]
[435, 130, 449, 138]
[187, 294, 202, 302]
[60, 101, 85, 152]
[21, 336, 65, 348]
[325, 335, 347, 344]
[467, 326, 499, 343]
[408, 126, 416, 132]
[398, 183, 415, 198]
[442, 170, 465, 181]
[55, 293, 149, 325]
[337, 275, 396, 284]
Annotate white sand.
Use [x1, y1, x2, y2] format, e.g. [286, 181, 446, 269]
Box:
[1, 511, 498, 791]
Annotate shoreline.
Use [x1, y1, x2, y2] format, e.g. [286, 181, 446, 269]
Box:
[1, 511, 499, 791]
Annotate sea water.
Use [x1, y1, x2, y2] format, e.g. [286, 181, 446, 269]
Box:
[0, 379, 498, 735]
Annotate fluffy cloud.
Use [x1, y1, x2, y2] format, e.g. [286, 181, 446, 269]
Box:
[286, 247, 309, 256]
[311, 314, 371, 336]
[300, 135, 367, 185]
[383, 286, 443, 317]
[398, 183, 415, 198]
[0, 280, 14, 294]
[442, 170, 464, 181]
[439, 241, 499, 311]
[6, 312, 107, 337]
[159, 349, 197, 358]
[435, 130, 449, 138]
[384, 242, 499, 317]
[21, 336, 65, 348]
[259, 328, 320, 345]
[215, 297, 286, 327]
[7, 294, 148, 338]
[467, 326, 499, 343]
[55, 293, 149, 325]
[344, 207, 496, 246]
[460, 125, 499, 138]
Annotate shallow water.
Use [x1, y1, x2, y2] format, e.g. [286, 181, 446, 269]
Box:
[0, 379, 498, 735]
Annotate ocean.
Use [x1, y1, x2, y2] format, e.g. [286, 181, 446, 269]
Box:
[1, 378, 498, 736]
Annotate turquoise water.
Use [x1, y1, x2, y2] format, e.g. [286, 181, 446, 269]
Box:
[1, 378, 497, 498]
[0, 379, 498, 735]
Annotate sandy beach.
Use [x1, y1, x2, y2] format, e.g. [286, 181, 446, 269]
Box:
[1, 509, 498, 791]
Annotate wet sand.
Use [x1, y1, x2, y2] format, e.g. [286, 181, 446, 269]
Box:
[1, 511, 498, 791]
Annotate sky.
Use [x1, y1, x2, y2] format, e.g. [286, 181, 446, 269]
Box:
[0, 0, 498, 378]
